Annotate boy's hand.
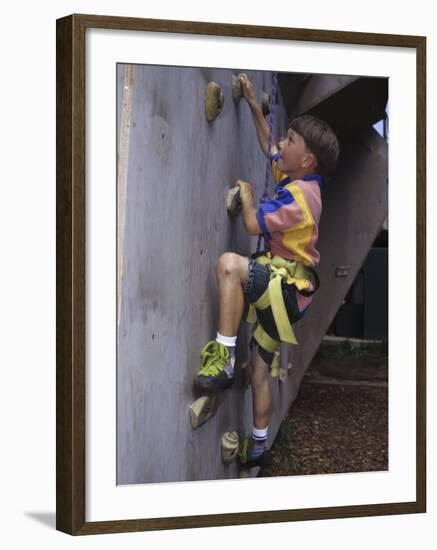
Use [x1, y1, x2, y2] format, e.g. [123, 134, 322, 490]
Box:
[235, 179, 261, 235]
[239, 74, 257, 107]
[235, 179, 253, 203]
[238, 74, 271, 156]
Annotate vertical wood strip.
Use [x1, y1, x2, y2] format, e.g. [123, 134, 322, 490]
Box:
[117, 65, 133, 325]
[56, 14, 73, 535]
[416, 37, 427, 513]
[56, 13, 87, 535]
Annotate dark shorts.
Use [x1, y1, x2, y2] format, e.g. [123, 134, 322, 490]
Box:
[243, 256, 302, 366]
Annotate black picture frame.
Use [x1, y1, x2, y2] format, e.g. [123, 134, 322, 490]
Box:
[56, 13, 426, 535]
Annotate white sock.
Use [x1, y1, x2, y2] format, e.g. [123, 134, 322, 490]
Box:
[249, 426, 268, 459]
[252, 426, 268, 441]
[216, 332, 236, 373]
[216, 332, 237, 348]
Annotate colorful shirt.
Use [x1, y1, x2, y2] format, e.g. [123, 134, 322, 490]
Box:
[255, 152, 323, 314]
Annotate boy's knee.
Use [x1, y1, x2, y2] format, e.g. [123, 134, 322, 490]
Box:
[216, 252, 241, 278]
[249, 359, 269, 387]
[248, 345, 270, 381]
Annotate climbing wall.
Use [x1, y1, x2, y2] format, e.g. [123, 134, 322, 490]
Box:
[116, 64, 388, 484]
[116, 64, 288, 484]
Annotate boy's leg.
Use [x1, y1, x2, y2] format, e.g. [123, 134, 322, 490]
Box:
[238, 345, 272, 466]
[248, 346, 272, 429]
[216, 252, 249, 336]
[194, 252, 249, 394]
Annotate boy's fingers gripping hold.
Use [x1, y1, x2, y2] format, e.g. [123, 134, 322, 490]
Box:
[236, 179, 253, 201]
[239, 74, 256, 106]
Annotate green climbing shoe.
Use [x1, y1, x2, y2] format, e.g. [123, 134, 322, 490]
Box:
[194, 340, 235, 394]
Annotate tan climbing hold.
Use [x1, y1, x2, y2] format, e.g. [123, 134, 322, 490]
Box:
[226, 185, 241, 217]
[279, 368, 288, 383]
[205, 81, 224, 122]
[231, 74, 244, 103]
[280, 361, 293, 382]
[261, 92, 271, 117]
[189, 395, 217, 429]
[221, 431, 239, 464]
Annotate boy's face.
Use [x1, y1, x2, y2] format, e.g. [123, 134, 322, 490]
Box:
[277, 129, 315, 175]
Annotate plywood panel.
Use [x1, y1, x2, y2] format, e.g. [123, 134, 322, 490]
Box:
[116, 64, 288, 484]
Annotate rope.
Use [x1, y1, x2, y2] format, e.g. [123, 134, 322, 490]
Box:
[257, 72, 279, 253]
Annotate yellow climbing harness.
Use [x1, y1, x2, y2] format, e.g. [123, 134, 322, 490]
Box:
[245, 252, 317, 365]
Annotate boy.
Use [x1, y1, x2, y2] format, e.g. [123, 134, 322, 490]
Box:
[194, 74, 339, 467]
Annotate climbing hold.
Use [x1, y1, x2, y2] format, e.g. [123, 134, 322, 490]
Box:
[221, 431, 239, 464]
[205, 82, 224, 122]
[279, 368, 288, 383]
[231, 74, 244, 103]
[189, 395, 217, 429]
[261, 92, 271, 117]
[226, 185, 241, 217]
[335, 265, 351, 278]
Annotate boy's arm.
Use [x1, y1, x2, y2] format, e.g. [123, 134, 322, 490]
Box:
[240, 74, 278, 158]
[249, 101, 277, 158]
[236, 180, 261, 236]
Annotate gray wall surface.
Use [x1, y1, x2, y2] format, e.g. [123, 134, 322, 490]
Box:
[116, 64, 289, 484]
[116, 64, 388, 485]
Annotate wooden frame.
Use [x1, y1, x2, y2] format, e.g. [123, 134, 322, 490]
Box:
[56, 13, 426, 535]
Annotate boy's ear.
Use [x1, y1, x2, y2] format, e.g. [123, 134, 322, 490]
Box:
[302, 152, 317, 170]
